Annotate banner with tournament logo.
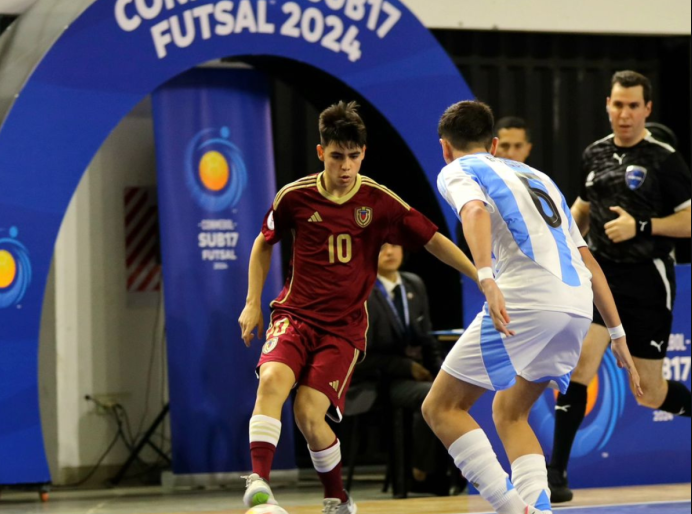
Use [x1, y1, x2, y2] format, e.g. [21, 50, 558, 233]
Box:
[152, 68, 295, 474]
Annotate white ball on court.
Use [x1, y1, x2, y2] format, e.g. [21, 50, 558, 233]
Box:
[245, 505, 289, 514]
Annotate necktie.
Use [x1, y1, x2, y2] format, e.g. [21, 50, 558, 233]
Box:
[392, 284, 408, 329]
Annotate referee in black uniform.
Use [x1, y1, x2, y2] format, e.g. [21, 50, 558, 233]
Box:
[548, 71, 692, 502]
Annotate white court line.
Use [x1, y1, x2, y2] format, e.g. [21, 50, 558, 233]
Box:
[468, 499, 691, 514]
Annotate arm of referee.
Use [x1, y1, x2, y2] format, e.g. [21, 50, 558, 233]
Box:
[651, 206, 691, 239]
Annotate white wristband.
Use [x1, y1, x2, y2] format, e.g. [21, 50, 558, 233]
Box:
[477, 267, 495, 282]
[608, 325, 626, 340]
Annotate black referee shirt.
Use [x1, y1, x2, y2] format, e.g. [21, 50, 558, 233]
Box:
[580, 133, 691, 264]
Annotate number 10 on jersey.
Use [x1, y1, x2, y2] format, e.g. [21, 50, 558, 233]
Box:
[328, 234, 353, 263]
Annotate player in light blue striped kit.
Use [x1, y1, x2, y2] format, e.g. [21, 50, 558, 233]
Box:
[422, 101, 643, 514]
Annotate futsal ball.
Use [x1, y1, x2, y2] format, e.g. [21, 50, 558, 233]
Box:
[245, 505, 289, 514]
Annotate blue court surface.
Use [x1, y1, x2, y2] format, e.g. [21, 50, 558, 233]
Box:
[551, 502, 690, 513]
[475, 503, 692, 514]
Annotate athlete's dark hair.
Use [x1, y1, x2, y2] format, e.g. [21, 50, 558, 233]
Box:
[439, 101, 495, 152]
[319, 101, 367, 148]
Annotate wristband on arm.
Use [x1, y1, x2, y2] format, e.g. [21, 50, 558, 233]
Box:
[477, 267, 495, 282]
[608, 325, 626, 341]
[637, 218, 653, 236]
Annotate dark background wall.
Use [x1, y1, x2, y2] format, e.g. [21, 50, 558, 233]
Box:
[241, 31, 692, 331]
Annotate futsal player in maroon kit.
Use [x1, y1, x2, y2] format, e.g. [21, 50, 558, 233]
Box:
[238, 101, 477, 514]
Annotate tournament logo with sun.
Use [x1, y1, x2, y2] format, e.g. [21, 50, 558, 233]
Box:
[531, 350, 627, 457]
[185, 127, 248, 212]
[0, 226, 32, 309]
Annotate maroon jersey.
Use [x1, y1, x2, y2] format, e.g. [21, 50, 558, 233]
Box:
[261, 173, 438, 352]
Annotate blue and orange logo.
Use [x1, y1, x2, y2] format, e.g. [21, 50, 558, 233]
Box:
[532, 350, 627, 457]
[185, 127, 247, 212]
[0, 226, 32, 309]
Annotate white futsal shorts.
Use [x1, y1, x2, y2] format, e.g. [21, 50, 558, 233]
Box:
[442, 306, 592, 394]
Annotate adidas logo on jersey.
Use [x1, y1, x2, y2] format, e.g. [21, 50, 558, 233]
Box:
[329, 380, 340, 392]
[308, 212, 323, 223]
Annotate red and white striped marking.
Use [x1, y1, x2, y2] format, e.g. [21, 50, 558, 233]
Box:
[124, 187, 161, 293]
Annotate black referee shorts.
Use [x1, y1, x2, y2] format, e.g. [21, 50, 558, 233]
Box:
[593, 256, 677, 360]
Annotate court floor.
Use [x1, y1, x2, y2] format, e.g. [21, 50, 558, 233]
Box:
[0, 483, 689, 514]
[559, 503, 690, 513]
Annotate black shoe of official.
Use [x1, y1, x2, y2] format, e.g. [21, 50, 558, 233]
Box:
[548, 466, 574, 503]
[450, 472, 468, 496]
[409, 473, 451, 497]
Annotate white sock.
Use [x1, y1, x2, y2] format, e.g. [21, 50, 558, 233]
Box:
[449, 430, 527, 514]
[309, 439, 341, 473]
[512, 454, 552, 510]
[249, 415, 282, 446]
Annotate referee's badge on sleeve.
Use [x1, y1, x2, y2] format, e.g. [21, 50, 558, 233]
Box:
[625, 166, 648, 190]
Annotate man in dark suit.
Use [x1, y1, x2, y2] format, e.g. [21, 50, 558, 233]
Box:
[352, 243, 451, 495]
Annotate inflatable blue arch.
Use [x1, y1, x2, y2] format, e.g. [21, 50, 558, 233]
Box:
[0, 0, 473, 483]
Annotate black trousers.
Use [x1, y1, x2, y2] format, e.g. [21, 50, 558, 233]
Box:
[389, 379, 448, 475]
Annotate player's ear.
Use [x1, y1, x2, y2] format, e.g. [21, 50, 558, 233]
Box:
[440, 139, 452, 164]
[317, 144, 325, 162]
[489, 137, 499, 156]
[361, 145, 366, 159]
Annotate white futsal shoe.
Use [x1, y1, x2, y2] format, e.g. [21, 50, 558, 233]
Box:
[322, 492, 357, 514]
[242, 473, 278, 507]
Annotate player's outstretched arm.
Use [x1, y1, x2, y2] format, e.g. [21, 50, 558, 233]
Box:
[424, 232, 478, 283]
[579, 246, 643, 397]
[238, 233, 273, 348]
[460, 200, 514, 337]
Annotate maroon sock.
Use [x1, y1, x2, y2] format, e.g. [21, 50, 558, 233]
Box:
[318, 462, 348, 502]
[311, 439, 348, 503]
[250, 442, 276, 481]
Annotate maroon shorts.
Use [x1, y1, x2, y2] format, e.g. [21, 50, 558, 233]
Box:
[257, 314, 361, 422]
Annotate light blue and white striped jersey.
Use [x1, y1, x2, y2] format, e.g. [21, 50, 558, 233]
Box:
[438, 153, 593, 318]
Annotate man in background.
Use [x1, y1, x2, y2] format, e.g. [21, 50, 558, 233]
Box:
[495, 116, 533, 163]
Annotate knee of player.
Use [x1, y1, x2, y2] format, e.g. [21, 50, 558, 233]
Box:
[421, 397, 434, 426]
[421, 392, 446, 429]
[570, 367, 596, 386]
[293, 401, 322, 434]
[257, 368, 293, 399]
[635, 386, 666, 409]
[492, 402, 526, 429]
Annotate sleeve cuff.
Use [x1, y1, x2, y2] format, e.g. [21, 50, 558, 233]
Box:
[457, 197, 496, 216]
[674, 199, 692, 212]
